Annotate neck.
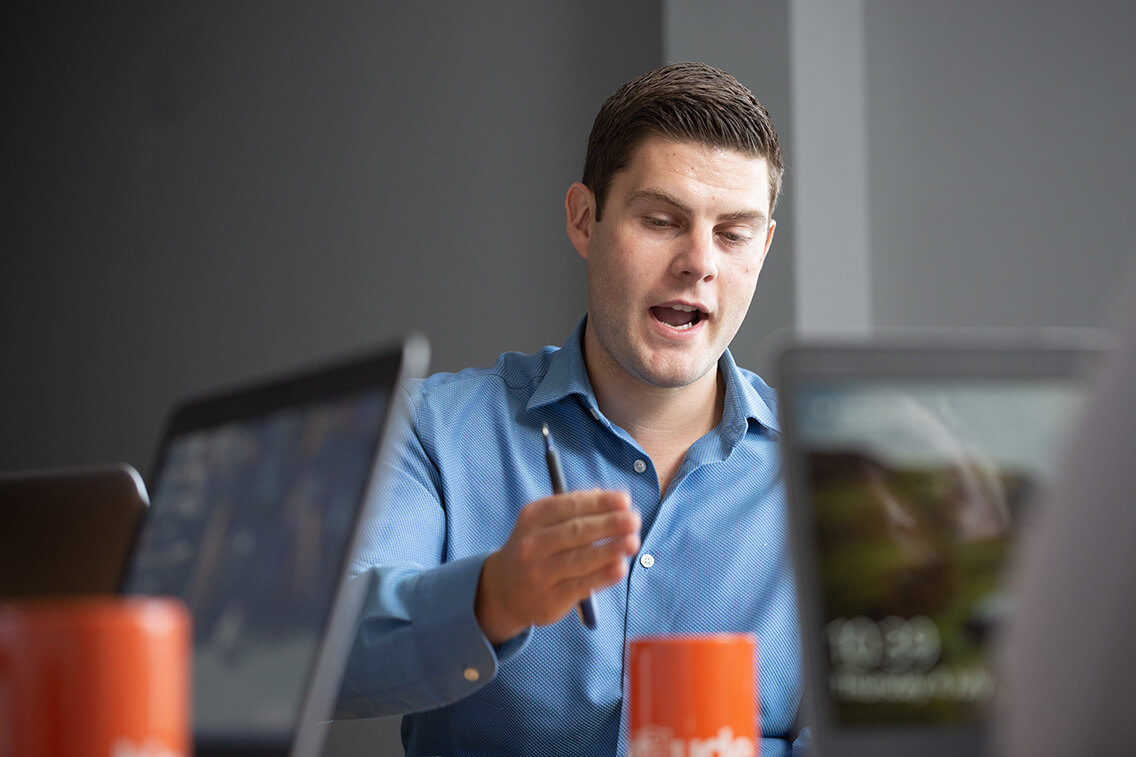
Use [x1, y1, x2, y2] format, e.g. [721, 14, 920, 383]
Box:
[583, 326, 725, 493]
[595, 369, 723, 442]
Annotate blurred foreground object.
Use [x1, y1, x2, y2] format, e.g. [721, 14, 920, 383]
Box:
[777, 332, 1102, 757]
[1002, 274, 1136, 756]
[0, 597, 190, 757]
[0, 464, 148, 599]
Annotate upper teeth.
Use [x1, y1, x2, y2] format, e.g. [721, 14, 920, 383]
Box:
[670, 305, 697, 312]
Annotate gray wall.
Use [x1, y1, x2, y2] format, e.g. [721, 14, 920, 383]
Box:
[864, 0, 1136, 330]
[1, 2, 662, 477]
[791, 0, 1136, 335]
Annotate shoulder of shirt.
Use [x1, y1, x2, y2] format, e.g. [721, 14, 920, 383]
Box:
[407, 345, 559, 408]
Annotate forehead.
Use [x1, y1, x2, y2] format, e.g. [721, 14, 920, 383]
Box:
[613, 136, 772, 213]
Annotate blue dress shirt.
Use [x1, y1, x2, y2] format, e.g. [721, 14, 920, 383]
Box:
[336, 321, 806, 756]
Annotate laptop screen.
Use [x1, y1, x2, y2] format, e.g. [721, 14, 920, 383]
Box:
[790, 376, 1084, 727]
[119, 338, 429, 756]
[124, 390, 386, 741]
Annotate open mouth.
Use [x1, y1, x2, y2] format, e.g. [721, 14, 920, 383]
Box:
[650, 304, 705, 331]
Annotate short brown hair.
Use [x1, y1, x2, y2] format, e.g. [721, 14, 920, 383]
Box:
[582, 62, 783, 220]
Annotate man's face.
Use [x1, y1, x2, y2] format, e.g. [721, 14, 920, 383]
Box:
[567, 136, 776, 392]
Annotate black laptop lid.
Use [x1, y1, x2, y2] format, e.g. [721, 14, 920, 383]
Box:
[120, 336, 427, 757]
[776, 336, 1102, 757]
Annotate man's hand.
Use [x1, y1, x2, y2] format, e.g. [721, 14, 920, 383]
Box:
[475, 489, 641, 644]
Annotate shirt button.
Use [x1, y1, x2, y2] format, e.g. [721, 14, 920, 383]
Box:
[639, 553, 655, 569]
[633, 459, 647, 474]
[463, 667, 480, 682]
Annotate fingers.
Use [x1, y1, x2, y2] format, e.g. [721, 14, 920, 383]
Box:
[539, 505, 640, 554]
[546, 530, 640, 583]
[518, 489, 637, 554]
[521, 488, 630, 528]
[517, 492, 640, 580]
[557, 551, 634, 598]
[476, 489, 641, 642]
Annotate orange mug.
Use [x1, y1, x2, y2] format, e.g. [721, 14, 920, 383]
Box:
[628, 633, 759, 757]
[0, 597, 190, 757]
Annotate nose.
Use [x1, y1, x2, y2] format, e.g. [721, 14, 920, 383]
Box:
[670, 227, 717, 282]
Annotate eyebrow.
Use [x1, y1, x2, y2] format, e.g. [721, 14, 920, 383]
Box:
[627, 189, 768, 226]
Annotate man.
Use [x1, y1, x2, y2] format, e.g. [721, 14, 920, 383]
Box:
[337, 62, 806, 756]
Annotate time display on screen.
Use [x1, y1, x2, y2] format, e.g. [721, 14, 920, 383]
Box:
[826, 616, 994, 709]
[827, 616, 940, 673]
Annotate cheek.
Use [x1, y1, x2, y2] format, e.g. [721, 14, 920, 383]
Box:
[725, 267, 761, 316]
[595, 239, 649, 292]
[727, 258, 761, 287]
[588, 262, 629, 311]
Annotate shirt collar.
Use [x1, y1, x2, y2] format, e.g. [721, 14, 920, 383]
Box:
[527, 317, 780, 437]
[527, 318, 598, 414]
[718, 347, 780, 439]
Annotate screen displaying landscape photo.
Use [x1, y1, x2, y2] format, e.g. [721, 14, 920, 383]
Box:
[795, 380, 1084, 726]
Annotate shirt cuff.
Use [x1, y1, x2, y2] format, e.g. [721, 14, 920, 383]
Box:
[413, 553, 531, 700]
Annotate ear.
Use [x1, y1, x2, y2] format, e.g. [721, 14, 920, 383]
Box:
[565, 182, 596, 260]
[759, 219, 777, 265]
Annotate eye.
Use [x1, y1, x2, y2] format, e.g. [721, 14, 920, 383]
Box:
[719, 230, 753, 247]
[644, 216, 672, 229]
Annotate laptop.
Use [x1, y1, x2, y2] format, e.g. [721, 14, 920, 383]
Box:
[119, 335, 428, 757]
[775, 334, 1104, 756]
[0, 464, 149, 599]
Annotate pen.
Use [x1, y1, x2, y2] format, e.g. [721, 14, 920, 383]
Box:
[542, 423, 598, 630]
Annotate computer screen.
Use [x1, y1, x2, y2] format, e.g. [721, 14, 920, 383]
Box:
[792, 378, 1083, 726]
[123, 390, 385, 740]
